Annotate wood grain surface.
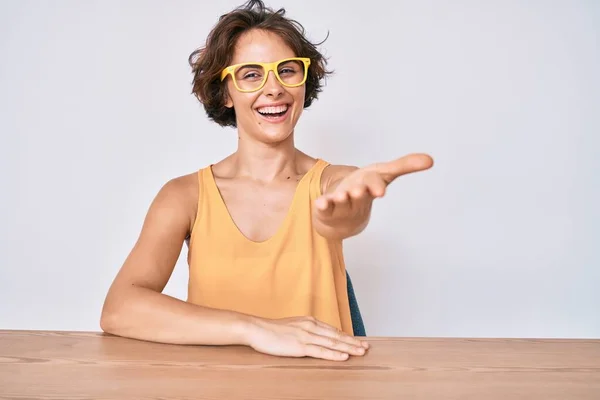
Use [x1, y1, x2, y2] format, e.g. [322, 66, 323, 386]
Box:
[0, 330, 599, 399]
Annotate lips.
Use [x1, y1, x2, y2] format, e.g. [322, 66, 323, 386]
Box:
[257, 104, 289, 115]
[255, 103, 291, 123]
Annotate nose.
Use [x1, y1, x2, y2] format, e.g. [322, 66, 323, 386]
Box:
[263, 70, 284, 97]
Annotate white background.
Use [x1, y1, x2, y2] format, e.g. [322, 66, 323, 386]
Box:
[1, 0, 598, 338]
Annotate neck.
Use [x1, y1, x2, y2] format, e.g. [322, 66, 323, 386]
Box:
[232, 130, 300, 182]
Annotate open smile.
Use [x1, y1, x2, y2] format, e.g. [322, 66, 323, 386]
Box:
[255, 103, 291, 123]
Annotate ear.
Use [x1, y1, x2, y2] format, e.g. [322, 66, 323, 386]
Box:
[223, 86, 233, 108]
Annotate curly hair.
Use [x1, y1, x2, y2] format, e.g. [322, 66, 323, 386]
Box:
[188, 0, 332, 128]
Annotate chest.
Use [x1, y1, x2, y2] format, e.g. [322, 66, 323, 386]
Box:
[213, 177, 303, 243]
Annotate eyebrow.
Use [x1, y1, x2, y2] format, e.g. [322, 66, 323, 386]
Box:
[237, 64, 263, 69]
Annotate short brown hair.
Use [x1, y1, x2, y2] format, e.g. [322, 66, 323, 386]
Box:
[188, 0, 332, 128]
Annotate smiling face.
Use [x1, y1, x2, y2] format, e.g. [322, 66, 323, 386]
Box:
[224, 29, 306, 144]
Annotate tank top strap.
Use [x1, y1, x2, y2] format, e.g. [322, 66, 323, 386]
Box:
[199, 164, 211, 190]
[308, 158, 330, 199]
[198, 163, 230, 222]
[197, 164, 216, 211]
[187, 167, 208, 251]
[186, 158, 353, 334]
[199, 163, 224, 205]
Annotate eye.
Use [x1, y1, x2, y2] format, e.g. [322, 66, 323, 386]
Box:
[240, 70, 264, 81]
[279, 67, 296, 75]
[235, 65, 264, 81]
[278, 60, 303, 76]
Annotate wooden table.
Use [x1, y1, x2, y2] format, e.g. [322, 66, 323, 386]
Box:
[1, 330, 599, 399]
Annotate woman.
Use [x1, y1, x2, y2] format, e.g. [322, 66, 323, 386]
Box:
[100, 0, 433, 361]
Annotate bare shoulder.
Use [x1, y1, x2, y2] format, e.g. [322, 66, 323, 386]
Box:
[159, 171, 198, 202]
[101, 170, 201, 297]
[320, 163, 358, 194]
[152, 171, 200, 230]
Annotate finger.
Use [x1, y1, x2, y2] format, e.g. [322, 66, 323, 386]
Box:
[330, 190, 351, 216]
[347, 183, 370, 202]
[314, 196, 334, 215]
[308, 319, 368, 349]
[304, 344, 349, 361]
[294, 317, 369, 349]
[305, 332, 366, 356]
[333, 188, 350, 203]
[373, 153, 434, 184]
[362, 173, 387, 198]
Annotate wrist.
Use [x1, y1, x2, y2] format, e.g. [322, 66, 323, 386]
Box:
[313, 216, 362, 240]
[232, 313, 262, 347]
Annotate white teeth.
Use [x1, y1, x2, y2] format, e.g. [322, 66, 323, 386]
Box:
[257, 105, 288, 114]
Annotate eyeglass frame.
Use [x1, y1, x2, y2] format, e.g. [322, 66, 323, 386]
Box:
[220, 57, 311, 93]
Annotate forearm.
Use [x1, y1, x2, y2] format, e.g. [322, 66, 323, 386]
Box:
[313, 212, 370, 240]
[100, 285, 255, 346]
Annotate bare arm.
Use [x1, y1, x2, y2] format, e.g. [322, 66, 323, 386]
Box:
[100, 176, 251, 345]
[100, 173, 369, 360]
[313, 154, 434, 240]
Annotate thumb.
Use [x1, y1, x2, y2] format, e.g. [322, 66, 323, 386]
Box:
[371, 153, 434, 184]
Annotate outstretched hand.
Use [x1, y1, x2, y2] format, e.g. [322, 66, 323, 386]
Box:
[314, 153, 434, 238]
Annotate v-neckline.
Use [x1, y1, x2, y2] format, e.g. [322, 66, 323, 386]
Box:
[206, 160, 322, 246]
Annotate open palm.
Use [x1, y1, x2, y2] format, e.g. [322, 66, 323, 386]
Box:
[314, 153, 434, 229]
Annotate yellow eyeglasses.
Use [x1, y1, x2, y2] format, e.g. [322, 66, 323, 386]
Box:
[220, 57, 311, 93]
